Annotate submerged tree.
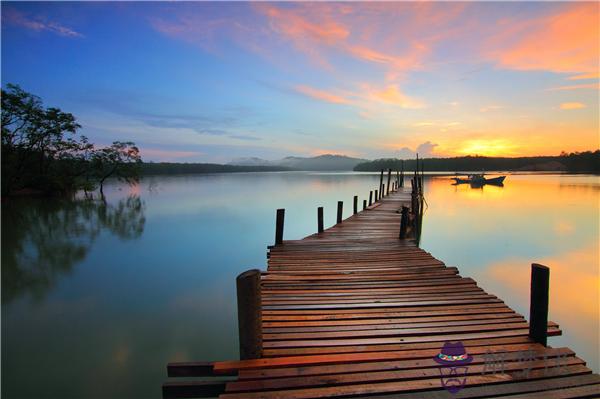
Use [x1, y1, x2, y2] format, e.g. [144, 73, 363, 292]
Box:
[92, 141, 142, 195]
[1, 84, 142, 196]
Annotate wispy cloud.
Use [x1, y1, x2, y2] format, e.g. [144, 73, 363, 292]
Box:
[480, 105, 505, 113]
[140, 148, 202, 161]
[567, 73, 599, 81]
[487, 3, 598, 75]
[560, 102, 586, 110]
[294, 85, 351, 104]
[546, 83, 600, 91]
[363, 84, 425, 109]
[2, 7, 83, 38]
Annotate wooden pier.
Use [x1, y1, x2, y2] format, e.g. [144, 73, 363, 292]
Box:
[163, 173, 600, 398]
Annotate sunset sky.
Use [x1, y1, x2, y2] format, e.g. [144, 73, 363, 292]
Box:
[2, 2, 598, 162]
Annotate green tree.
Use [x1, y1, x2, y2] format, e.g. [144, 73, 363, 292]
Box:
[1, 84, 82, 195]
[92, 141, 142, 195]
[1, 84, 142, 196]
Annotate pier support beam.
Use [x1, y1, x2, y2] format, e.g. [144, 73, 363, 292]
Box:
[369, 191, 373, 206]
[317, 207, 324, 233]
[529, 263, 550, 346]
[275, 209, 285, 245]
[337, 201, 343, 223]
[236, 269, 262, 360]
[353, 196, 358, 215]
[363, 199, 366, 210]
[374, 190, 378, 202]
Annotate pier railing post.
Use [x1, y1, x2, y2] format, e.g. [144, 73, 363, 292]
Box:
[363, 199, 366, 210]
[529, 263, 550, 346]
[369, 191, 373, 206]
[337, 201, 343, 223]
[399, 206, 409, 239]
[374, 189, 378, 202]
[275, 209, 285, 245]
[236, 269, 262, 360]
[382, 184, 385, 198]
[317, 207, 324, 233]
[353, 196, 358, 214]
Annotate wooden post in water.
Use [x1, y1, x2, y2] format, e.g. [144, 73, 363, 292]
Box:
[529, 264, 550, 346]
[379, 170, 384, 199]
[363, 199, 367, 210]
[382, 184, 385, 198]
[386, 169, 391, 195]
[353, 196, 358, 214]
[317, 207, 324, 233]
[337, 201, 343, 224]
[369, 191, 373, 206]
[236, 269, 262, 360]
[275, 209, 285, 245]
[415, 153, 419, 179]
[399, 206, 409, 239]
[374, 189, 378, 202]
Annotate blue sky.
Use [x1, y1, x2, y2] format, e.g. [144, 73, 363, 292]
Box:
[2, 2, 598, 162]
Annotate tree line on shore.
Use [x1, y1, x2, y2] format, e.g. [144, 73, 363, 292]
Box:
[353, 152, 600, 173]
[1, 84, 141, 197]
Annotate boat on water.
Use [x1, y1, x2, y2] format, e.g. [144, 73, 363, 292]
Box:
[452, 174, 506, 186]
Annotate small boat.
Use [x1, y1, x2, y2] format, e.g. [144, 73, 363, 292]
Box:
[452, 174, 506, 186]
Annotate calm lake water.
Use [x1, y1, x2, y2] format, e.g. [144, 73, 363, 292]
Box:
[2, 172, 598, 398]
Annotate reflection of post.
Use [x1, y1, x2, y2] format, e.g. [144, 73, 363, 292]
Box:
[400, 161, 404, 187]
[236, 269, 262, 360]
[415, 197, 424, 247]
[386, 169, 391, 195]
[275, 209, 285, 245]
[337, 201, 343, 224]
[529, 264, 550, 346]
[317, 207, 324, 233]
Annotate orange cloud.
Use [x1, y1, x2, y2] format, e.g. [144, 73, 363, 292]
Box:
[489, 3, 599, 75]
[567, 73, 600, 81]
[363, 84, 425, 109]
[294, 85, 351, 105]
[546, 83, 600, 91]
[560, 102, 586, 110]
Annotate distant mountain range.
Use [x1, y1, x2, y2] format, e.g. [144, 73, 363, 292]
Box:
[228, 154, 368, 171]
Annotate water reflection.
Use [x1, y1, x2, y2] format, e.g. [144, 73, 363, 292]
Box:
[420, 174, 599, 372]
[1, 196, 145, 304]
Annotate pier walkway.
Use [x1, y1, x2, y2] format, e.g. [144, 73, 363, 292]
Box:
[163, 183, 600, 399]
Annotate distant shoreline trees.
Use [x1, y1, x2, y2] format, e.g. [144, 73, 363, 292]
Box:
[1, 84, 141, 197]
[353, 152, 600, 173]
